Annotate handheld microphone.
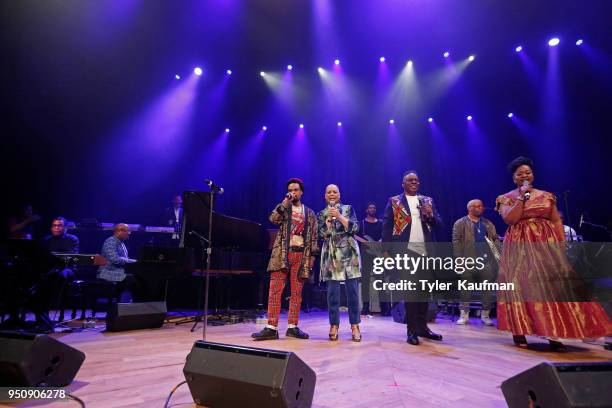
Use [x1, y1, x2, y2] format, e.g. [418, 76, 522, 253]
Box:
[522, 180, 530, 201]
[285, 192, 293, 200]
[204, 179, 224, 194]
[329, 200, 337, 221]
[418, 196, 433, 231]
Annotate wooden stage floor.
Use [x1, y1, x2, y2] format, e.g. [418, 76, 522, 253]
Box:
[4, 311, 611, 408]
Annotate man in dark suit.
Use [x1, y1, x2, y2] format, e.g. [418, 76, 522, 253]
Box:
[162, 195, 183, 241]
[40, 217, 80, 322]
[382, 171, 443, 345]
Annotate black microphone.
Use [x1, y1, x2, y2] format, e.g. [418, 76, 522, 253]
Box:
[285, 193, 293, 200]
[204, 179, 224, 194]
[522, 180, 530, 201]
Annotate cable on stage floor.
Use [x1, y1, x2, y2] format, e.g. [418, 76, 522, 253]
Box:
[68, 393, 86, 407]
[163, 380, 188, 408]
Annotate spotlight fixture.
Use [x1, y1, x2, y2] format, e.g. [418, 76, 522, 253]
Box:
[337, 122, 342, 127]
[334, 59, 340, 65]
[379, 56, 386, 63]
[468, 55, 475, 62]
[174, 74, 180, 80]
[225, 128, 230, 133]
[548, 37, 560, 47]
[407, 60, 413, 67]
[262, 126, 267, 131]
[226, 69, 232, 75]
[428, 117, 433, 123]
[576, 39, 583, 46]
[194, 67, 203, 76]
[467, 115, 473, 121]
[443, 51, 450, 58]
[389, 119, 395, 124]
[515, 45, 523, 53]
[287, 64, 293, 70]
[299, 123, 304, 129]
[260, 71, 265, 77]
[317, 67, 324, 74]
[507, 112, 514, 118]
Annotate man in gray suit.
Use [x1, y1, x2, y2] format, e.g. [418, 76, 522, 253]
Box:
[452, 199, 500, 325]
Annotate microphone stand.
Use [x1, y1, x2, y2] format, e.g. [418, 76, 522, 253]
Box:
[174, 190, 217, 338]
[189, 189, 216, 340]
[562, 191, 575, 242]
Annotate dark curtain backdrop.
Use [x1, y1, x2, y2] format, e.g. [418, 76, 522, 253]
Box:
[2, 0, 611, 240]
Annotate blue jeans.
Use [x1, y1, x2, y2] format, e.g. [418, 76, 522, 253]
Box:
[327, 278, 361, 325]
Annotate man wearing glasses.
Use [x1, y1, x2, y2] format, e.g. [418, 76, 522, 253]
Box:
[43, 217, 79, 253]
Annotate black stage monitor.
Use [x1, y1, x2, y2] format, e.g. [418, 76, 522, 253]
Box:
[183, 341, 316, 408]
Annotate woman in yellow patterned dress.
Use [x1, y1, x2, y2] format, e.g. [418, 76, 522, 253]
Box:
[496, 156, 611, 350]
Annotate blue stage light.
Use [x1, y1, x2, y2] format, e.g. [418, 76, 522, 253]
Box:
[379, 56, 386, 63]
[507, 112, 514, 118]
[389, 119, 395, 124]
[428, 117, 433, 123]
[262, 126, 267, 131]
[467, 115, 473, 121]
[299, 123, 304, 129]
[226, 69, 232, 75]
[287, 64, 293, 70]
[174, 74, 180, 80]
[515, 45, 523, 53]
[225, 128, 230, 133]
[443, 51, 450, 58]
[337, 122, 342, 127]
[194, 67, 203, 76]
[334, 59, 340, 65]
[576, 39, 583, 46]
[260, 71, 265, 77]
[548, 37, 560, 47]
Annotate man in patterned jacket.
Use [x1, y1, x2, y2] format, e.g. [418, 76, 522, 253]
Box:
[382, 171, 444, 345]
[252, 178, 319, 341]
[98, 223, 138, 301]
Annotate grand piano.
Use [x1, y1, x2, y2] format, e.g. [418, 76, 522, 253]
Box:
[132, 191, 270, 309]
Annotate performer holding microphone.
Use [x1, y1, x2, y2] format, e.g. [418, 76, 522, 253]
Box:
[317, 184, 362, 341]
[252, 178, 319, 341]
[382, 171, 443, 345]
[495, 156, 611, 350]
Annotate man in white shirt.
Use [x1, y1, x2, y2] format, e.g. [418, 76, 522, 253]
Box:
[559, 211, 581, 242]
[382, 171, 443, 345]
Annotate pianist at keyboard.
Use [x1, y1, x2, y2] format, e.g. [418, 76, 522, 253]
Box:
[43, 216, 80, 254]
[97, 223, 140, 302]
[37, 217, 80, 324]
